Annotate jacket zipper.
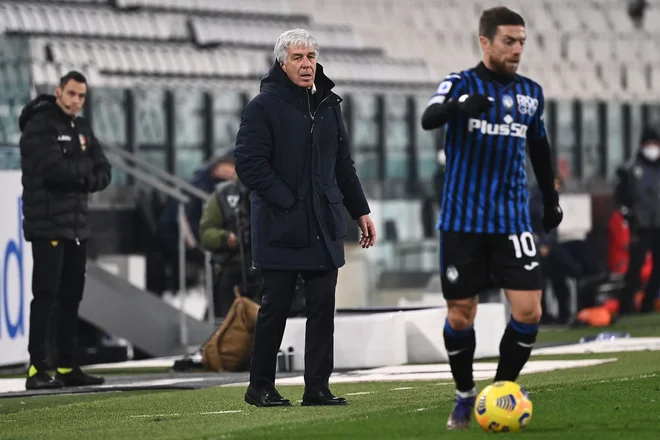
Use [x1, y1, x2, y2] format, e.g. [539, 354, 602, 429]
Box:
[306, 91, 334, 268]
[72, 119, 80, 246]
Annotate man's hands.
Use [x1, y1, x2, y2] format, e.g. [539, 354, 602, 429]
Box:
[542, 203, 563, 233]
[227, 232, 238, 249]
[457, 94, 493, 117]
[357, 215, 376, 249]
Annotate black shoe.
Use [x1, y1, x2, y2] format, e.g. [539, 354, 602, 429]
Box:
[301, 389, 348, 406]
[244, 385, 292, 407]
[25, 371, 63, 390]
[55, 367, 105, 387]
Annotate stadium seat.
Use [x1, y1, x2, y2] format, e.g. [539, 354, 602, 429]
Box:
[2, 0, 659, 99]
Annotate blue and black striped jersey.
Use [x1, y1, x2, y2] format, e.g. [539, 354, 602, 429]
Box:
[429, 63, 547, 234]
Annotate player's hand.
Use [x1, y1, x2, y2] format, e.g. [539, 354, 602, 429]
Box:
[357, 215, 376, 249]
[457, 94, 493, 116]
[542, 204, 563, 233]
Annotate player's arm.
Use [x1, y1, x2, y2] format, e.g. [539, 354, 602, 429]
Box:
[421, 75, 463, 130]
[526, 89, 562, 231]
[421, 74, 492, 130]
[614, 166, 635, 222]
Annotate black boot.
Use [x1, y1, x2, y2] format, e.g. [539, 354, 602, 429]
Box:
[25, 368, 63, 391]
[55, 367, 105, 387]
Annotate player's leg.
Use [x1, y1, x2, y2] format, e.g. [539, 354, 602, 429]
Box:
[490, 232, 543, 382]
[439, 232, 489, 430]
[494, 289, 542, 381]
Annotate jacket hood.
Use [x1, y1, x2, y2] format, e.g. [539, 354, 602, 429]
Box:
[190, 146, 235, 191]
[260, 60, 335, 101]
[18, 94, 60, 132]
[640, 127, 660, 145]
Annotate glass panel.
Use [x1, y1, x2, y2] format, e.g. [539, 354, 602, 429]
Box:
[134, 87, 166, 146]
[648, 104, 660, 127]
[580, 101, 600, 181]
[0, 92, 27, 147]
[350, 93, 379, 184]
[415, 95, 437, 184]
[174, 90, 204, 179]
[384, 94, 408, 181]
[0, 146, 20, 170]
[91, 87, 126, 147]
[176, 149, 205, 182]
[174, 90, 204, 149]
[629, 103, 643, 156]
[91, 87, 128, 186]
[606, 103, 624, 180]
[212, 90, 243, 151]
[139, 148, 167, 173]
[555, 100, 576, 180]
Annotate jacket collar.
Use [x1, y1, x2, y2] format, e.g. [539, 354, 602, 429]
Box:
[260, 60, 337, 105]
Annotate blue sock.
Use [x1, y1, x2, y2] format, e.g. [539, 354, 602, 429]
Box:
[443, 318, 476, 393]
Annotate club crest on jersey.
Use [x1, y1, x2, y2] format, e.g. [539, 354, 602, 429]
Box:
[516, 95, 539, 116]
[502, 95, 514, 109]
[79, 134, 86, 151]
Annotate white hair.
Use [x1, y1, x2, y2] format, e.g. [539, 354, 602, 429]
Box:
[274, 28, 319, 64]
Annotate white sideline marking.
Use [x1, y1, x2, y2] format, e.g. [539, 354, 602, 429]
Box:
[391, 387, 415, 391]
[533, 337, 660, 356]
[97, 378, 207, 389]
[0, 377, 208, 395]
[345, 392, 373, 396]
[222, 358, 617, 387]
[131, 413, 180, 418]
[200, 410, 243, 415]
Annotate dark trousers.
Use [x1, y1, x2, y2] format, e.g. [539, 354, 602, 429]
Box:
[28, 240, 87, 370]
[620, 229, 660, 314]
[249, 269, 338, 392]
[541, 240, 601, 321]
[213, 263, 250, 318]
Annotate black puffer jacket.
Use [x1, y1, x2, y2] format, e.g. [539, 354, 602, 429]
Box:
[19, 94, 112, 242]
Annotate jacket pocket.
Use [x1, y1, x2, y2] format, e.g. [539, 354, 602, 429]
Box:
[266, 201, 310, 248]
[325, 186, 347, 240]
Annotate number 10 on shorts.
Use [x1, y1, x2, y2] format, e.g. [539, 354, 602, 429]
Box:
[508, 232, 537, 258]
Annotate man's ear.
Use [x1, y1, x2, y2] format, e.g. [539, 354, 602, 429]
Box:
[479, 35, 491, 53]
[55, 86, 62, 99]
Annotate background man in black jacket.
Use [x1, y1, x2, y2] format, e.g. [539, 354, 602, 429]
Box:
[19, 71, 112, 390]
[616, 127, 660, 314]
[235, 28, 376, 408]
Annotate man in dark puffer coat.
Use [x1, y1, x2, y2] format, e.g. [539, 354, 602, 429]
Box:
[236, 29, 377, 408]
[19, 71, 111, 390]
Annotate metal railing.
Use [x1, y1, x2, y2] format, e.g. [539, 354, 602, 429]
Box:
[104, 144, 216, 348]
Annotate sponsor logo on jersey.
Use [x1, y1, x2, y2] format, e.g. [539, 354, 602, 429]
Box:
[468, 118, 528, 138]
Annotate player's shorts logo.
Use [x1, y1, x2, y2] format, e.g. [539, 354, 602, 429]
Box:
[502, 95, 514, 109]
[446, 265, 459, 283]
[516, 95, 539, 116]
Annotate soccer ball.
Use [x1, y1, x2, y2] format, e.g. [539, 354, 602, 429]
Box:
[474, 381, 533, 433]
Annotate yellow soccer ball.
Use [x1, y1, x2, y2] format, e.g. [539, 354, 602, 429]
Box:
[474, 381, 533, 433]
